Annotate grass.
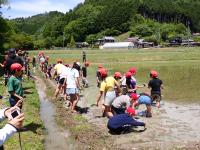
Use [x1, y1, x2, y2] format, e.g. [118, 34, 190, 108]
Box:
[0, 77, 45, 150]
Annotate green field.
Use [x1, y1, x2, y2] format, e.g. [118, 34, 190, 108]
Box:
[30, 47, 200, 102]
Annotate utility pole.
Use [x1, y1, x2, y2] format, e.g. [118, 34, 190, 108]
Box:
[187, 21, 190, 47]
[62, 31, 65, 49]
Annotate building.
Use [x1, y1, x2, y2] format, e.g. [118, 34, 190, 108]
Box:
[100, 42, 134, 50]
[97, 36, 115, 45]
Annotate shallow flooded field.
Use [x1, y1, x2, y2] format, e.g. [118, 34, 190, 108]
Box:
[31, 47, 200, 149]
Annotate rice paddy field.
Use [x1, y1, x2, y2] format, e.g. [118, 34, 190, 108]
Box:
[30, 47, 200, 103]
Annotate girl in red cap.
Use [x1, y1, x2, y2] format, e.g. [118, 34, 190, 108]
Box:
[148, 70, 163, 108]
[96, 69, 121, 118]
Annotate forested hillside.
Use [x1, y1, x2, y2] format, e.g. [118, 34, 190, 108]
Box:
[1, 0, 200, 50]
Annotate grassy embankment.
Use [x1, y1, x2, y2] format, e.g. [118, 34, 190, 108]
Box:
[0, 77, 45, 150]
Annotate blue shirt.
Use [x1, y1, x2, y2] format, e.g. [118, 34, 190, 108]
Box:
[107, 113, 145, 129]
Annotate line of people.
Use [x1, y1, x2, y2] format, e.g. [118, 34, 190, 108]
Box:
[37, 52, 90, 113]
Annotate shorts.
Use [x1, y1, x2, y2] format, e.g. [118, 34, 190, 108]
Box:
[111, 105, 126, 115]
[104, 91, 116, 106]
[138, 95, 152, 106]
[9, 97, 17, 107]
[59, 78, 65, 85]
[66, 88, 79, 95]
[151, 94, 161, 102]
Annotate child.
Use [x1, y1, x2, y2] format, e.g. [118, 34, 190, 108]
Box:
[81, 62, 89, 88]
[131, 93, 152, 118]
[148, 70, 163, 108]
[111, 94, 134, 115]
[107, 107, 146, 134]
[7, 63, 23, 108]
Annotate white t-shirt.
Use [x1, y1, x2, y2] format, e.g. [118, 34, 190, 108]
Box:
[59, 66, 70, 79]
[39, 57, 45, 63]
[67, 68, 79, 88]
[112, 95, 131, 109]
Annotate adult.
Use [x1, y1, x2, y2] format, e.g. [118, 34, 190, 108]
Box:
[82, 50, 86, 63]
[107, 107, 145, 134]
[5, 48, 24, 76]
[148, 70, 163, 108]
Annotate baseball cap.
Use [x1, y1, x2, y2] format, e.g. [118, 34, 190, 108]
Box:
[99, 68, 107, 77]
[57, 59, 62, 63]
[125, 71, 132, 78]
[126, 107, 136, 116]
[98, 64, 103, 68]
[150, 70, 158, 78]
[114, 72, 122, 78]
[129, 67, 137, 75]
[9, 48, 16, 54]
[130, 93, 139, 101]
[10, 63, 23, 72]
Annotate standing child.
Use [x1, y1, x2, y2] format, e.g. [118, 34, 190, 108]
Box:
[81, 62, 89, 88]
[7, 63, 23, 108]
[148, 70, 163, 108]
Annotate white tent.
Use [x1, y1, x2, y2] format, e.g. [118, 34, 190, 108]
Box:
[100, 42, 134, 49]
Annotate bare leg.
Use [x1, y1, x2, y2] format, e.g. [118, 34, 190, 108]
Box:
[105, 105, 113, 118]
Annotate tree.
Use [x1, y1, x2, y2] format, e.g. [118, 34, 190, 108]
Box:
[69, 35, 75, 48]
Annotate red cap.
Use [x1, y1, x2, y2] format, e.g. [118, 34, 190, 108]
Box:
[126, 107, 136, 115]
[150, 70, 158, 78]
[114, 72, 122, 78]
[10, 63, 23, 71]
[99, 68, 107, 77]
[129, 67, 137, 75]
[85, 62, 90, 67]
[130, 93, 139, 101]
[46, 56, 49, 60]
[57, 59, 62, 63]
[98, 64, 103, 68]
[125, 71, 132, 78]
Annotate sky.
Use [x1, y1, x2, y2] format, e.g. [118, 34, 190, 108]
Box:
[1, 0, 85, 19]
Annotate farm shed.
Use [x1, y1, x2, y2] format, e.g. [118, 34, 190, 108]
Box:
[100, 42, 134, 49]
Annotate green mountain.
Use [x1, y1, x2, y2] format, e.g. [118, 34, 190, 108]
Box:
[4, 0, 200, 49]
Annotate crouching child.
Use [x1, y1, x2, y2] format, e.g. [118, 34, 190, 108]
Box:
[107, 107, 145, 134]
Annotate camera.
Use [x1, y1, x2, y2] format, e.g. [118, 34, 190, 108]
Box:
[10, 108, 21, 119]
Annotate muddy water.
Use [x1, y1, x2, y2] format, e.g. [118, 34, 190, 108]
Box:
[35, 79, 74, 150]
[79, 69, 200, 149]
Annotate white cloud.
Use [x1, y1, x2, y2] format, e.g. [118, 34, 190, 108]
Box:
[2, 0, 85, 18]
